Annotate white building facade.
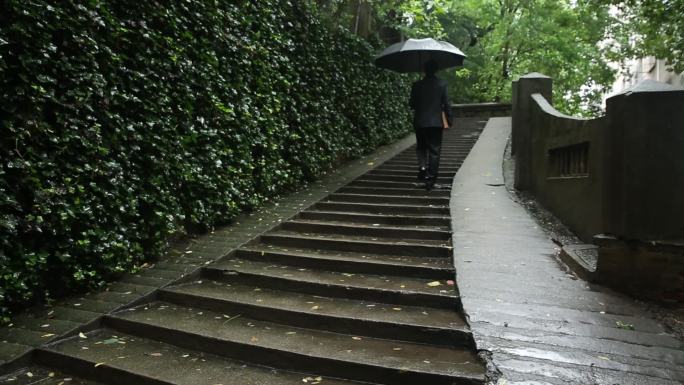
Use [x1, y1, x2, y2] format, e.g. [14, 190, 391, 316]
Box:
[609, 57, 684, 96]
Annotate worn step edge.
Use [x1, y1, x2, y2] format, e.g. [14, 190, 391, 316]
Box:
[373, 165, 461, 171]
[357, 175, 453, 183]
[158, 286, 471, 349]
[201, 263, 459, 310]
[380, 162, 463, 168]
[371, 165, 460, 170]
[367, 171, 457, 178]
[335, 186, 451, 197]
[326, 193, 450, 206]
[279, 219, 451, 241]
[234, 247, 455, 279]
[105, 310, 480, 385]
[386, 159, 464, 165]
[33, 349, 171, 385]
[346, 181, 453, 192]
[313, 201, 449, 216]
[259, 233, 452, 258]
[0, 342, 33, 374]
[300, 210, 451, 228]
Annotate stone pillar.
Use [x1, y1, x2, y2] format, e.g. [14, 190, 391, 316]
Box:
[511, 80, 519, 155]
[603, 80, 684, 241]
[513, 73, 553, 190]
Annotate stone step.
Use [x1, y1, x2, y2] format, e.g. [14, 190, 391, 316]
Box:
[374, 165, 461, 172]
[45, 306, 100, 324]
[259, 232, 452, 258]
[36, 329, 363, 385]
[131, 267, 183, 281]
[159, 281, 469, 346]
[312, 201, 450, 215]
[203, 256, 459, 309]
[372, 164, 460, 172]
[379, 162, 440, 168]
[265, 229, 449, 247]
[368, 169, 458, 178]
[9, 315, 80, 336]
[348, 179, 452, 190]
[390, 156, 465, 162]
[234, 246, 455, 279]
[325, 192, 450, 206]
[104, 301, 482, 384]
[0, 327, 55, 346]
[103, 282, 158, 296]
[119, 274, 171, 288]
[279, 219, 451, 241]
[298, 210, 450, 228]
[0, 366, 102, 385]
[0, 342, 31, 365]
[58, 298, 121, 314]
[336, 186, 451, 197]
[344, 174, 454, 183]
[393, 156, 465, 161]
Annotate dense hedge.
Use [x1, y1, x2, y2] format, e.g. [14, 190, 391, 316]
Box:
[0, 0, 411, 321]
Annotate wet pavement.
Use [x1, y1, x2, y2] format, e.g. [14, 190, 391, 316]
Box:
[451, 117, 684, 384]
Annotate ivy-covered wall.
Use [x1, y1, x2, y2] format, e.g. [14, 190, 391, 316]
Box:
[0, 1, 411, 321]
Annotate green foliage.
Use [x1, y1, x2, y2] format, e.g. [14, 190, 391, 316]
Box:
[609, 0, 684, 74]
[0, 0, 411, 321]
[319, 1, 621, 116]
[438, 0, 617, 115]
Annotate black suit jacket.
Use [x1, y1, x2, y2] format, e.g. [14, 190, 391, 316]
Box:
[409, 75, 452, 128]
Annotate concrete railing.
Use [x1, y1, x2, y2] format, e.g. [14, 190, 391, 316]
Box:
[512, 72, 684, 299]
[513, 72, 684, 242]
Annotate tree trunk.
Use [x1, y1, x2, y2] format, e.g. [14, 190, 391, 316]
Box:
[354, 0, 372, 38]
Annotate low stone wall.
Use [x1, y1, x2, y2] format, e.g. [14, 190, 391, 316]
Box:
[526, 94, 605, 241]
[595, 235, 684, 301]
[512, 73, 684, 299]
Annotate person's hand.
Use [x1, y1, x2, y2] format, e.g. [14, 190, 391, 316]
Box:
[441, 112, 449, 130]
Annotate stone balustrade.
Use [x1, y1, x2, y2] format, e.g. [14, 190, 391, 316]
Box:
[512, 72, 684, 299]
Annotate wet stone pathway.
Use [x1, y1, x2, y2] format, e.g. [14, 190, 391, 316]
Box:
[0, 118, 488, 385]
[452, 118, 684, 385]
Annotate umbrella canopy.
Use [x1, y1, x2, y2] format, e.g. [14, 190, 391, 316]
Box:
[374, 38, 466, 73]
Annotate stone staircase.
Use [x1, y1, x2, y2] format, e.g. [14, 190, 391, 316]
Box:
[1, 120, 487, 385]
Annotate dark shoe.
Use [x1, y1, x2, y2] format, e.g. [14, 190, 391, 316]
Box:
[417, 167, 427, 181]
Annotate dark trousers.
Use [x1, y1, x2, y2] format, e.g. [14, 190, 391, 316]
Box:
[415, 126, 443, 182]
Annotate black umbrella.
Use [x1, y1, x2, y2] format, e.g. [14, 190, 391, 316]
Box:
[374, 38, 466, 73]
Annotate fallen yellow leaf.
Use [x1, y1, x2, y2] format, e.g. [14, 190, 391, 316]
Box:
[427, 281, 441, 287]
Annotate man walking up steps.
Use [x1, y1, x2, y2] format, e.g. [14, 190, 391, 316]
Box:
[409, 59, 452, 191]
